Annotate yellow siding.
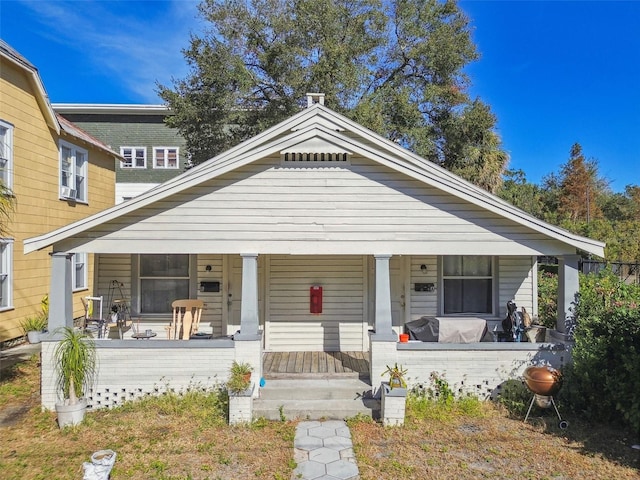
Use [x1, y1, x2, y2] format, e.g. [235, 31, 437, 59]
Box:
[0, 58, 116, 342]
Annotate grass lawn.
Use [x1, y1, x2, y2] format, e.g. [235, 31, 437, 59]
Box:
[1, 354, 638, 479]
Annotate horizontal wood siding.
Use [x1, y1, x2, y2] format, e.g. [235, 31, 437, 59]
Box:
[95, 254, 132, 319]
[115, 182, 158, 204]
[498, 256, 535, 319]
[67, 157, 568, 256]
[409, 256, 438, 319]
[196, 255, 224, 336]
[266, 255, 365, 352]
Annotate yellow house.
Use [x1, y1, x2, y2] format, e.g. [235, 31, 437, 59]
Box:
[0, 40, 119, 343]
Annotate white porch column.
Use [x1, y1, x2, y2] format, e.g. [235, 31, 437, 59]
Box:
[48, 252, 74, 334]
[370, 254, 398, 394]
[235, 253, 260, 340]
[372, 254, 396, 340]
[557, 254, 580, 335]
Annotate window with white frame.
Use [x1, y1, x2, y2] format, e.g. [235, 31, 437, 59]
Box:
[153, 147, 179, 169]
[0, 120, 14, 188]
[72, 252, 87, 291]
[0, 239, 13, 309]
[442, 255, 493, 314]
[139, 254, 189, 314]
[59, 140, 88, 202]
[120, 147, 146, 168]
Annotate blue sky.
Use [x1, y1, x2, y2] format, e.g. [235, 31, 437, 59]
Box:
[1, 0, 638, 192]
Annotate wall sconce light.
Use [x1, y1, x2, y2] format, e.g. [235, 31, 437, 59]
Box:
[420, 264, 427, 274]
[205, 265, 212, 272]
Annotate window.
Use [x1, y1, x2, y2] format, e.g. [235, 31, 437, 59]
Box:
[0, 120, 13, 188]
[153, 147, 179, 169]
[72, 252, 87, 291]
[139, 254, 189, 314]
[120, 147, 146, 168]
[59, 140, 88, 202]
[442, 256, 493, 314]
[0, 239, 13, 310]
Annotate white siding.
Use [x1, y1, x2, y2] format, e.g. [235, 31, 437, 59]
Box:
[94, 254, 132, 319]
[196, 254, 225, 336]
[409, 256, 438, 320]
[498, 256, 535, 318]
[266, 255, 366, 352]
[64, 157, 569, 256]
[115, 182, 158, 204]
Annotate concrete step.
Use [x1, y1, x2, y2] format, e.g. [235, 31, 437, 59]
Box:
[253, 376, 380, 420]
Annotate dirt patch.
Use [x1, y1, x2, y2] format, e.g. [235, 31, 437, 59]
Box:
[0, 404, 33, 428]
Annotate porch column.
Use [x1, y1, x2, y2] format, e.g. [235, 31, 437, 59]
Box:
[372, 254, 396, 340]
[48, 252, 74, 334]
[235, 253, 260, 340]
[557, 254, 580, 335]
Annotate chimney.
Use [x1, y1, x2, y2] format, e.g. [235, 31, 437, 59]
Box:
[306, 93, 325, 107]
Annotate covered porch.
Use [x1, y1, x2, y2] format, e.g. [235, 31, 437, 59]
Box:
[26, 101, 603, 415]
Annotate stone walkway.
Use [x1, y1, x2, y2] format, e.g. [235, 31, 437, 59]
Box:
[292, 420, 359, 480]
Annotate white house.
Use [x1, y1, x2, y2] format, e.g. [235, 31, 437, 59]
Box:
[25, 95, 604, 411]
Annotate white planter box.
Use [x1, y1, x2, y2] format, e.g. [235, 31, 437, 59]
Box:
[381, 381, 407, 427]
[228, 385, 254, 425]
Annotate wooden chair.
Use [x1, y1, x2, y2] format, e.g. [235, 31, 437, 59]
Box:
[166, 299, 204, 340]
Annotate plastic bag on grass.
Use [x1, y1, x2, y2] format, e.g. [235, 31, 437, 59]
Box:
[82, 449, 116, 480]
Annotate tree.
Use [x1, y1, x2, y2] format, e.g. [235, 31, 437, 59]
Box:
[498, 169, 546, 218]
[159, 0, 508, 192]
[556, 143, 607, 223]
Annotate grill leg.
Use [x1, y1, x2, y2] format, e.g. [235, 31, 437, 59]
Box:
[550, 397, 569, 429]
[524, 395, 536, 423]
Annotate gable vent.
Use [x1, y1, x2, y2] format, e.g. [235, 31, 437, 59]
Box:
[283, 152, 348, 163]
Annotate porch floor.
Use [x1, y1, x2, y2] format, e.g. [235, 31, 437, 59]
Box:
[263, 351, 369, 376]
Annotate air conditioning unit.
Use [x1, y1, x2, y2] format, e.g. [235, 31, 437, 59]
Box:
[61, 186, 76, 199]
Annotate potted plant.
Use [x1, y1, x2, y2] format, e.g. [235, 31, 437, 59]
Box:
[54, 327, 97, 427]
[381, 363, 408, 426]
[382, 363, 407, 389]
[21, 315, 47, 344]
[227, 361, 254, 424]
[227, 360, 253, 395]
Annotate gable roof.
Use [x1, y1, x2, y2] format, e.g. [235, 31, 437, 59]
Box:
[23, 103, 605, 257]
[1, 39, 58, 134]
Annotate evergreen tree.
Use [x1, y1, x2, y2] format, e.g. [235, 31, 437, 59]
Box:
[158, 0, 508, 192]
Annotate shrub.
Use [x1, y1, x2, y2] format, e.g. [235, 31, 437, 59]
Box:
[537, 270, 558, 328]
[21, 315, 47, 334]
[408, 372, 484, 421]
[561, 269, 640, 432]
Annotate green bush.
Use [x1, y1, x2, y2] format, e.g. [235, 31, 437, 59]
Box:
[408, 372, 484, 421]
[561, 270, 640, 432]
[495, 379, 531, 417]
[537, 270, 558, 328]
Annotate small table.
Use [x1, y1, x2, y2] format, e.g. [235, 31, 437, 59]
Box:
[132, 331, 157, 340]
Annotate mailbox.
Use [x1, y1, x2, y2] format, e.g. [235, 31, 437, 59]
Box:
[200, 281, 220, 292]
[415, 283, 435, 292]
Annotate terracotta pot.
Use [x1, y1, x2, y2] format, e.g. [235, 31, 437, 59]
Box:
[523, 366, 563, 396]
[399, 333, 409, 343]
